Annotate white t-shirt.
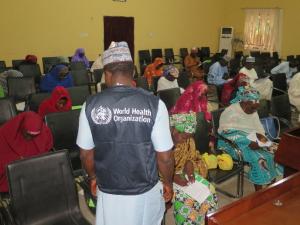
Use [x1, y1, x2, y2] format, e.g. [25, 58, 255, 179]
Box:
[76, 100, 174, 152]
[157, 76, 184, 93]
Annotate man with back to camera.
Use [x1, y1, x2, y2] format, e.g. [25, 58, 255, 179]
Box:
[76, 41, 174, 225]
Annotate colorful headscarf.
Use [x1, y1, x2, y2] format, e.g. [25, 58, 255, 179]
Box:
[170, 112, 197, 134]
[71, 48, 90, 68]
[230, 86, 260, 104]
[163, 65, 179, 78]
[170, 81, 211, 121]
[39, 65, 73, 92]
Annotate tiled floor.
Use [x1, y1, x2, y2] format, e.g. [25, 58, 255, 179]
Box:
[78, 176, 256, 225]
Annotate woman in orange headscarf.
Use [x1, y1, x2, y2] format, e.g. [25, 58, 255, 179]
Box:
[143, 57, 164, 88]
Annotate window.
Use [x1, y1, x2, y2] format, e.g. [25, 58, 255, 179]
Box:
[243, 9, 280, 52]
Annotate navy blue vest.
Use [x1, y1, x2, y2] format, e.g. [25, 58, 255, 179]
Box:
[85, 86, 159, 195]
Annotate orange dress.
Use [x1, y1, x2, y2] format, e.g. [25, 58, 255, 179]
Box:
[143, 58, 164, 87]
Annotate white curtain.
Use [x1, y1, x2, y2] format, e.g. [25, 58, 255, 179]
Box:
[244, 9, 280, 52]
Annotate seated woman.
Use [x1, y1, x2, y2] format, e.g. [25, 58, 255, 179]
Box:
[221, 73, 249, 106]
[0, 69, 23, 96]
[218, 86, 283, 191]
[170, 80, 211, 120]
[143, 57, 164, 88]
[40, 64, 73, 92]
[0, 111, 53, 193]
[157, 65, 184, 93]
[288, 72, 300, 122]
[38, 86, 72, 118]
[71, 48, 90, 68]
[184, 47, 203, 80]
[170, 113, 218, 225]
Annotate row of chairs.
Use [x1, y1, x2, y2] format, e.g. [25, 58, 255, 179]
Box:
[0, 85, 90, 126]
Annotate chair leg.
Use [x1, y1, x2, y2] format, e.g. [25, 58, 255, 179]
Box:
[215, 170, 244, 198]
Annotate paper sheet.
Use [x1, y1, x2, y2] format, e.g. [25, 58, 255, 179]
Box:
[174, 180, 211, 204]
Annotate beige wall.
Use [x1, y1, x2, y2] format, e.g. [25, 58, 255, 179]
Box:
[221, 0, 300, 58]
[0, 0, 224, 67]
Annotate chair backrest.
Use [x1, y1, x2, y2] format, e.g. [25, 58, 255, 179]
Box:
[194, 112, 210, 154]
[220, 49, 228, 56]
[0, 97, 17, 126]
[272, 52, 279, 59]
[11, 59, 23, 69]
[200, 47, 210, 57]
[27, 92, 51, 112]
[207, 85, 219, 104]
[164, 48, 175, 64]
[138, 50, 151, 66]
[71, 69, 90, 86]
[0, 61, 6, 73]
[7, 77, 36, 101]
[254, 65, 266, 79]
[250, 51, 260, 57]
[260, 52, 271, 59]
[257, 99, 270, 118]
[234, 51, 243, 60]
[151, 49, 163, 62]
[157, 88, 181, 110]
[67, 85, 90, 105]
[18, 64, 42, 83]
[271, 73, 287, 92]
[93, 69, 103, 83]
[271, 94, 291, 121]
[42, 57, 60, 74]
[177, 71, 190, 89]
[286, 55, 295, 62]
[135, 77, 150, 91]
[70, 61, 86, 71]
[7, 151, 79, 225]
[179, 48, 188, 60]
[45, 110, 80, 150]
[211, 108, 225, 135]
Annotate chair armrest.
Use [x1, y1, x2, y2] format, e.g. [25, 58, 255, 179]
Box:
[216, 133, 244, 163]
[277, 117, 293, 129]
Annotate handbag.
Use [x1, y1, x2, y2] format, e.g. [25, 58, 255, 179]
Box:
[260, 116, 280, 141]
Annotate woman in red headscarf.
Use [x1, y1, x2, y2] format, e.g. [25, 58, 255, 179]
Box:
[0, 112, 53, 192]
[170, 80, 211, 121]
[38, 86, 72, 118]
[221, 73, 249, 106]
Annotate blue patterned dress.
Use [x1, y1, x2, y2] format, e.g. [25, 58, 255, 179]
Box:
[218, 129, 283, 185]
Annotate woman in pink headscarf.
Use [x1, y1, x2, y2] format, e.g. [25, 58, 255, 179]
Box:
[170, 80, 211, 121]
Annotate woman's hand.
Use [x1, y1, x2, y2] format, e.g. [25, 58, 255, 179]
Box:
[183, 160, 195, 183]
[174, 174, 188, 186]
[249, 141, 260, 150]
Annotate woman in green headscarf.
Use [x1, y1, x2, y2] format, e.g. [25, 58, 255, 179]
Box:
[218, 86, 283, 191]
[170, 112, 218, 225]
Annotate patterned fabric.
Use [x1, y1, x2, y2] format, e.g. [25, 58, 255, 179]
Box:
[174, 138, 208, 178]
[71, 48, 90, 68]
[170, 113, 197, 134]
[143, 57, 164, 86]
[102, 41, 132, 66]
[170, 81, 211, 121]
[173, 173, 218, 225]
[163, 65, 179, 78]
[218, 129, 283, 185]
[230, 86, 260, 104]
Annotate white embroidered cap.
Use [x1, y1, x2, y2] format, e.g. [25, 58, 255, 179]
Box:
[102, 41, 132, 66]
[246, 56, 255, 63]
